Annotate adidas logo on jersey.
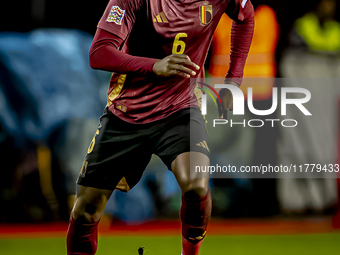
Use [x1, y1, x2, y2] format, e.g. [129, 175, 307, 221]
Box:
[153, 11, 168, 23]
[196, 140, 210, 152]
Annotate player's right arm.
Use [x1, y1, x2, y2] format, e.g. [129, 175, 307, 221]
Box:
[89, 0, 198, 78]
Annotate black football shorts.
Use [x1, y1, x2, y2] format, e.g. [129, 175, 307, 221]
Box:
[77, 107, 209, 191]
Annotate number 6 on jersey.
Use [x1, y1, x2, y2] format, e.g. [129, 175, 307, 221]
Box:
[172, 33, 187, 54]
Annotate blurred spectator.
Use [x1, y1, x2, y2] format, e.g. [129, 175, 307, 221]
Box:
[0, 28, 109, 221]
[207, 5, 280, 217]
[292, 0, 340, 53]
[278, 0, 339, 215]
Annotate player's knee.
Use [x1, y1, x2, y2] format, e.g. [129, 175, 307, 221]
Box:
[72, 197, 104, 223]
[177, 170, 209, 198]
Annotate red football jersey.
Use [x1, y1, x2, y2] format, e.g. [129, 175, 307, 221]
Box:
[97, 0, 251, 123]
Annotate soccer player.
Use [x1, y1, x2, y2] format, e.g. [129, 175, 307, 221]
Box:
[66, 0, 254, 254]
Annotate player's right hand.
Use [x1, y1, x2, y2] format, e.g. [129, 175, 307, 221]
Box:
[152, 54, 200, 78]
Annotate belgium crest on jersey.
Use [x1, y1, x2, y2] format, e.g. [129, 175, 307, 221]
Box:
[199, 4, 213, 25]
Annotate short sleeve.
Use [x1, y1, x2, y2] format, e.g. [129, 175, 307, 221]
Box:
[97, 0, 143, 40]
[225, 0, 252, 22]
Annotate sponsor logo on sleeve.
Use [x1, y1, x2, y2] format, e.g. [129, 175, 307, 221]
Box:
[106, 6, 125, 25]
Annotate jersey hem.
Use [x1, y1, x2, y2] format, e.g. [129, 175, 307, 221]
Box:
[107, 105, 199, 125]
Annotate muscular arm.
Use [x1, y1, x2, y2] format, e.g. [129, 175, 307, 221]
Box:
[89, 28, 157, 75]
[225, 0, 255, 86]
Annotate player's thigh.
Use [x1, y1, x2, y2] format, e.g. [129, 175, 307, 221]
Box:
[77, 108, 153, 191]
[154, 107, 210, 195]
[155, 107, 210, 169]
[171, 151, 210, 196]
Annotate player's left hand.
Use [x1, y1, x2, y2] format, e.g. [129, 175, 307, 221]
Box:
[217, 81, 240, 119]
[217, 88, 233, 119]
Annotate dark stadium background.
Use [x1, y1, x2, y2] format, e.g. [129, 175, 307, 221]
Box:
[2, 0, 340, 65]
[0, 0, 340, 255]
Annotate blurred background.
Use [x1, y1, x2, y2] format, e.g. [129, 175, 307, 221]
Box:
[0, 0, 340, 254]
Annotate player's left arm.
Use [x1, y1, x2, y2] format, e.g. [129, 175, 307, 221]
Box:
[218, 0, 254, 119]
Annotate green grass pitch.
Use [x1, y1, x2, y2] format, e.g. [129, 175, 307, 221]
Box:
[0, 234, 339, 255]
